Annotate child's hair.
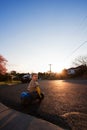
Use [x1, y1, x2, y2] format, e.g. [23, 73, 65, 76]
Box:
[32, 73, 38, 77]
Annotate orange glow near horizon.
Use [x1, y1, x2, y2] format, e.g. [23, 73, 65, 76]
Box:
[52, 64, 65, 73]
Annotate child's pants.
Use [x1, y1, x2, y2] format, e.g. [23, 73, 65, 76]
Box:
[30, 91, 39, 100]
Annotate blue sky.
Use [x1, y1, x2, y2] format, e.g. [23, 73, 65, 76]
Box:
[0, 0, 87, 73]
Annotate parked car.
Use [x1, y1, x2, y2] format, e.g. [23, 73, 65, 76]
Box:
[21, 74, 31, 83]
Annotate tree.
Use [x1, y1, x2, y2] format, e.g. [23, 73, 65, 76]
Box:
[73, 56, 87, 67]
[11, 70, 16, 75]
[0, 55, 7, 75]
[72, 56, 87, 78]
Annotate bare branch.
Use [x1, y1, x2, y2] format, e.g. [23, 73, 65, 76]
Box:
[73, 55, 87, 67]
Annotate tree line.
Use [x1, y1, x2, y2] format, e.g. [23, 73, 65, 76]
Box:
[0, 54, 87, 82]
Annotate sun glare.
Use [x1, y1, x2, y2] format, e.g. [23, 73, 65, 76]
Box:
[52, 65, 64, 73]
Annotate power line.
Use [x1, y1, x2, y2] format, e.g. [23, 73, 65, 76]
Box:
[67, 41, 87, 59]
[70, 41, 87, 55]
[64, 16, 87, 67]
[73, 15, 87, 34]
[69, 16, 87, 57]
[80, 16, 87, 33]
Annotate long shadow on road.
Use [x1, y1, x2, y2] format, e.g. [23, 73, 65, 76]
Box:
[2, 80, 87, 130]
[0, 98, 71, 130]
[1, 80, 87, 129]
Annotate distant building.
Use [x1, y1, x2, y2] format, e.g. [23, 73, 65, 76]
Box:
[67, 68, 75, 75]
[67, 65, 86, 75]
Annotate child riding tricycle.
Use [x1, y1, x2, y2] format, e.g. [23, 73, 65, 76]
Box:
[20, 73, 44, 105]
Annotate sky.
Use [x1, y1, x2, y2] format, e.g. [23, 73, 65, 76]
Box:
[0, 0, 87, 73]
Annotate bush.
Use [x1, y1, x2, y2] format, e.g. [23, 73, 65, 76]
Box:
[0, 74, 8, 82]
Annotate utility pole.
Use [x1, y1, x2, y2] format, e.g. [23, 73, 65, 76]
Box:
[49, 64, 52, 73]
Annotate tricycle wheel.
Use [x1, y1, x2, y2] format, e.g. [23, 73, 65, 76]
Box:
[21, 98, 31, 106]
[40, 93, 44, 99]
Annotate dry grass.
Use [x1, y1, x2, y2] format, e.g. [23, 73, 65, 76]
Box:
[62, 112, 87, 130]
[0, 80, 21, 85]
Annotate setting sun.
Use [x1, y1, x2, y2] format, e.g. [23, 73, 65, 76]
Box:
[52, 64, 65, 73]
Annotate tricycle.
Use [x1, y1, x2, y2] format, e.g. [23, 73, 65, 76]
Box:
[20, 90, 44, 106]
